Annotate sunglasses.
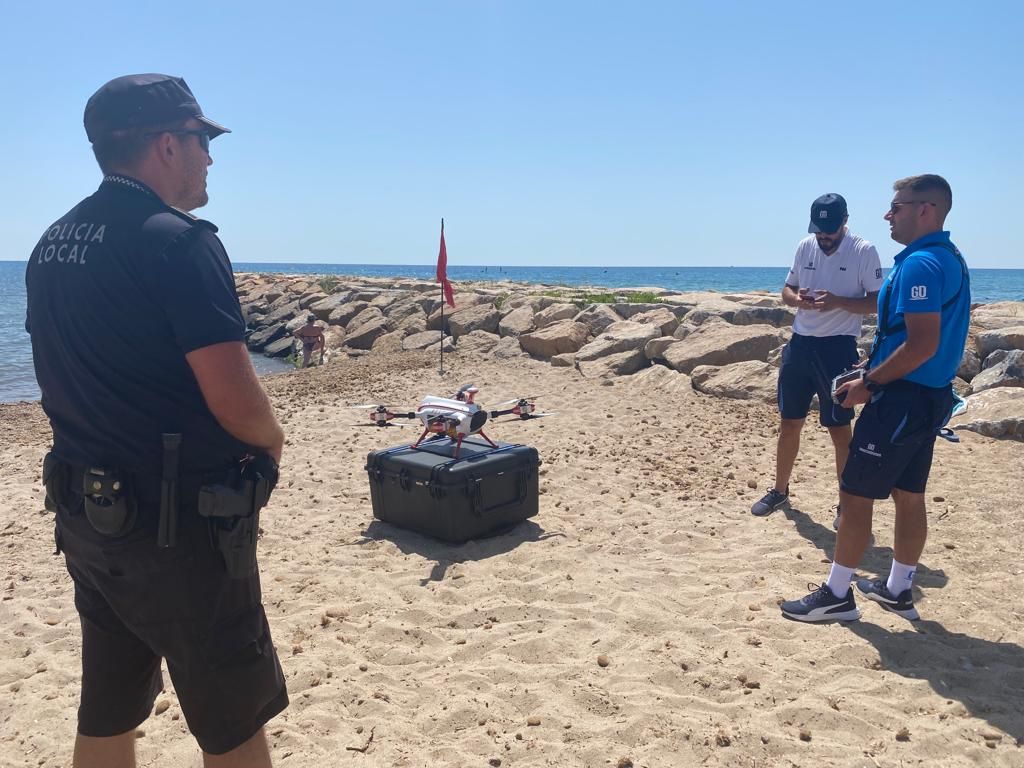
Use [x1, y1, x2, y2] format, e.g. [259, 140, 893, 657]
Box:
[145, 129, 211, 153]
[888, 200, 936, 215]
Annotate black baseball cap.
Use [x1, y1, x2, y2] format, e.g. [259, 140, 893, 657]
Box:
[84, 73, 230, 143]
[808, 193, 848, 234]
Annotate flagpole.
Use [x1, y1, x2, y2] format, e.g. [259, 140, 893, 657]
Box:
[439, 218, 445, 376]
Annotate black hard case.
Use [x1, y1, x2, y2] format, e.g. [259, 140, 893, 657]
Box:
[365, 438, 540, 542]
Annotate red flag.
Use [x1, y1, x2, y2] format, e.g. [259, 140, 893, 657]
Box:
[436, 219, 455, 307]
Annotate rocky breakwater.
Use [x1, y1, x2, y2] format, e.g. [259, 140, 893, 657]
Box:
[236, 273, 1024, 441]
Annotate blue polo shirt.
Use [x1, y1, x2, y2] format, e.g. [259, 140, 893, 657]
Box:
[872, 231, 970, 388]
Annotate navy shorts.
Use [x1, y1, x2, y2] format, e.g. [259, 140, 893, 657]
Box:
[777, 333, 859, 427]
[55, 492, 288, 755]
[841, 380, 954, 500]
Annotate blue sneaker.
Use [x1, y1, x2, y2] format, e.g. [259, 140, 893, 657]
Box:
[781, 583, 861, 622]
[751, 487, 789, 517]
[855, 578, 920, 621]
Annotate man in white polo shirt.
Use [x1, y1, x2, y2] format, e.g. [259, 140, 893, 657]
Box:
[751, 194, 883, 526]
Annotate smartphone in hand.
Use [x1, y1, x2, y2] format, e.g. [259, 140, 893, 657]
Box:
[831, 369, 864, 404]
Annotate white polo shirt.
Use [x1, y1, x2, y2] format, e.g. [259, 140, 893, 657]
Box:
[786, 230, 883, 337]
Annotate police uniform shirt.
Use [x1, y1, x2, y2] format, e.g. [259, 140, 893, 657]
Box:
[26, 176, 250, 478]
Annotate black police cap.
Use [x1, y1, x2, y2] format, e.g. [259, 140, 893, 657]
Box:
[84, 73, 230, 143]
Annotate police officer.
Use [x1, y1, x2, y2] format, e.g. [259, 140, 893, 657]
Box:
[781, 174, 970, 623]
[26, 74, 287, 766]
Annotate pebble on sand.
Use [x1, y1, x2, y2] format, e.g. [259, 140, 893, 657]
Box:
[154, 700, 170, 715]
[527, 716, 541, 726]
[597, 654, 610, 667]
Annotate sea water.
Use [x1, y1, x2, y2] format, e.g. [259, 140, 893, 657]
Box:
[2, 260, 1022, 402]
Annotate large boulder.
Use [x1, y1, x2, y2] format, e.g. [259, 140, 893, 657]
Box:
[644, 336, 677, 361]
[574, 304, 623, 336]
[952, 388, 1024, 441]
[983, 349, 1010, 370]
[534, 303, 579, 329]
[347, 306, 384, 331]
[246, 323, 288, 351]
[971, 302, 1024, 331]
[323, 326, 346, 350]
[630, 307, 679, 337]
[328, 300, 370, 327]
[681, 299, 747, 326]
[673, 322, 698, 340]
[575, 321, 660, 363]
[957, 348, 981, 382]
[610, 303, 681, 320]
[976, 326, 1024, 359]
[262, 299, 302, 328]
[660, 292, 736, 311]
[402, 331, 447, 351]
[493, 336, 529, 359]
[447, 304, 502, 336]
[345, 315, 389, 350]
[450, 330, 500, 354]
[370, 291, 409, 311]
[662, 324, 789, 374]
[730, 304, 796, 328]
[309, 291, 356, 321]
[505, 295, 563, 312]
[690, 361, 778, 403]
[299, 292, 328, 310]
[576, 349, 649, 378]
[519, 320, 590, 359]
[384, 299, 425, 333]
[263, 336, 295, 358]
[426, 294, 495, 330]
[497, 306, 537, 337]
[968, 350, 1024, 393]
[371, 330, 405, 354]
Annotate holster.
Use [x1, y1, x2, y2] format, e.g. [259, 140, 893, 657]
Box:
[43, 452, 136, 536]
[81, 467, 137, 537]
[42, 452, 70, 513]
[198, 454, 278, 579]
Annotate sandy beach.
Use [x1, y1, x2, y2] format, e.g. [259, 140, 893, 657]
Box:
[2, 339, 1022, 767]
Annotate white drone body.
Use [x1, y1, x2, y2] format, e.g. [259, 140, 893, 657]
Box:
[415, 395, 489, 438]
[352, 383, 550, 458]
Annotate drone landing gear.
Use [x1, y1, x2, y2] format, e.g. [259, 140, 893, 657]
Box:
[410, 429, 498, 458]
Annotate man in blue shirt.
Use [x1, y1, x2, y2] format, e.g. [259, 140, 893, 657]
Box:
[781, 174, 970, 623]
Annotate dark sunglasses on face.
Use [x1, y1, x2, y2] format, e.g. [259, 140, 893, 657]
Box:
[889, 200, 936, 215]
[145, 129, 211, 152]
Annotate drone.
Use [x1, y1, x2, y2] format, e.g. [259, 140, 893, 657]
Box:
[349, 383, 553, 456]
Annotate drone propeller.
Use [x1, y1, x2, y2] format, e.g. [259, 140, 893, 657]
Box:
[492, 411, 555, 421]
[348, 404, 415, 411]
[350, 422, 409, 428]
[491, 396, 542, 408]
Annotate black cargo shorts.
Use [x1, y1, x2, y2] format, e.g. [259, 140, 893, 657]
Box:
[55, 498, 288, 755]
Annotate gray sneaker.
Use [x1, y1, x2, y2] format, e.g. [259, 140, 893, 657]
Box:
[751, 487, 789, 517]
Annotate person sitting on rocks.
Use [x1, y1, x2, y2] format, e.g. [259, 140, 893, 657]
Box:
[293, 314, 325, 368]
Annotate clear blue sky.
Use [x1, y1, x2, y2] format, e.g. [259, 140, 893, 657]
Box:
[2, 2, 1020, 268]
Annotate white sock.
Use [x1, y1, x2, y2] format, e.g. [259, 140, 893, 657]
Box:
[825, 563, 855, 599]
[886, 560, 916, 596]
